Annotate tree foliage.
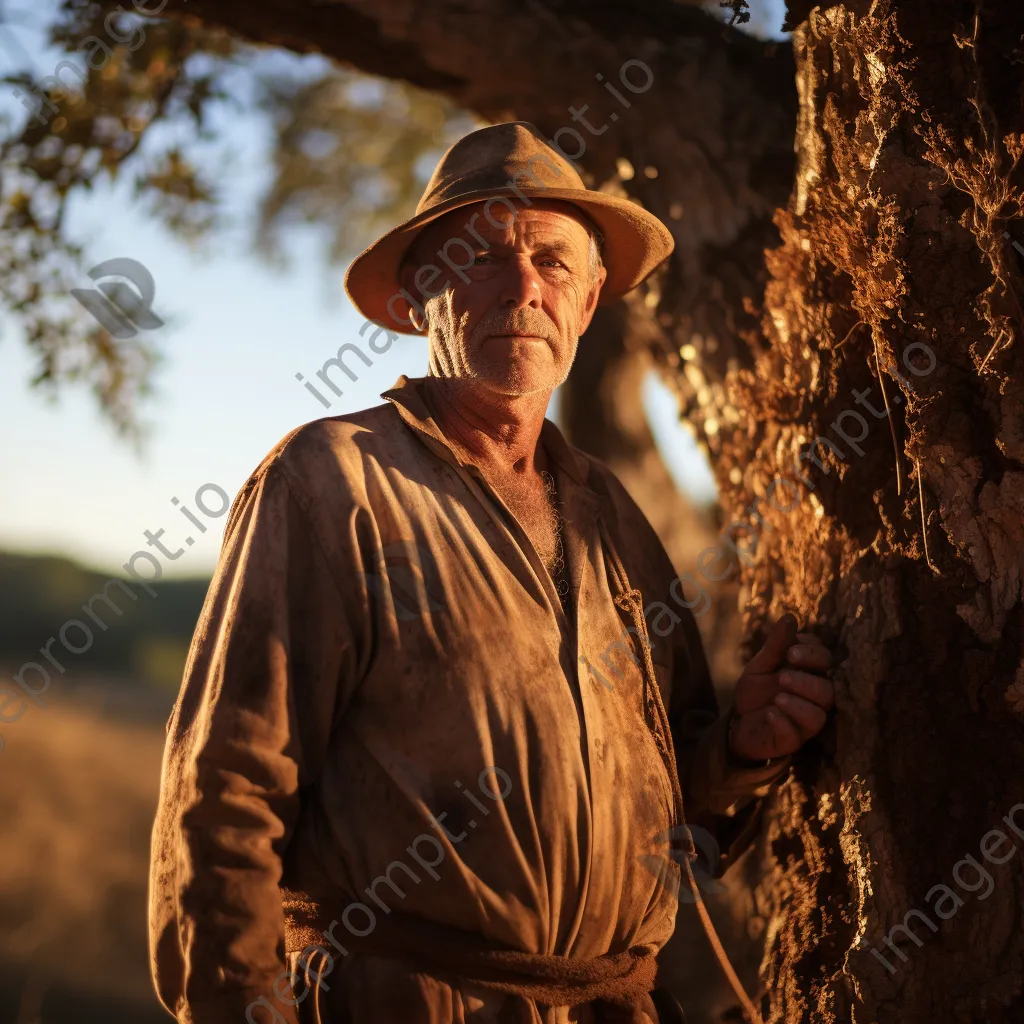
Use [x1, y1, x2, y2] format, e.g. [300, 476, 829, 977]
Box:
[0, 0, 473, 436]
[255, 68, 479, 266]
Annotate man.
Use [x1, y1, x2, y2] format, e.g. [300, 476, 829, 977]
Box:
[149, 122, 834, 1024]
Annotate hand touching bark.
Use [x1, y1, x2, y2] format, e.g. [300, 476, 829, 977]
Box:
[728, 613, 834, 762]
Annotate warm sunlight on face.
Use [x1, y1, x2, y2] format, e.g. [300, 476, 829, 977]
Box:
[399, 199, 607, 397]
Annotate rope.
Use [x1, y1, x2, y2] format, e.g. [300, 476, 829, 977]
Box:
[597, 516, 764, 1024]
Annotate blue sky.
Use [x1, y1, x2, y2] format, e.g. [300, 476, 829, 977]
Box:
[0, 1, 787, 579]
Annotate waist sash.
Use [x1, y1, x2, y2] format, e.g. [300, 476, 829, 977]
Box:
[282, 889, 658, 1019]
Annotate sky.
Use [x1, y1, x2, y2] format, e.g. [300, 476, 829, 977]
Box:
[0, 0, 785, 580]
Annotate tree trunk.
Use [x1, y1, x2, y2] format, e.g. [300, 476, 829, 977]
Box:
[724, 2, 1024, 1020]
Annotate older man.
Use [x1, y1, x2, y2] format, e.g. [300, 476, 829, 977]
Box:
[149, 122, 834, 1024]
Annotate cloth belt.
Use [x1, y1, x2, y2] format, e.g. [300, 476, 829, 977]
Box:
[282, 890, 658, 1023]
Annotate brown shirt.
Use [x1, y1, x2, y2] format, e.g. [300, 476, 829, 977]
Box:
[148, 375, 787, 1024]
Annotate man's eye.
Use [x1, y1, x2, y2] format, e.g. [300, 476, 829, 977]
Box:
[473, 253, 494, 264]
[538, 259, 565, 269]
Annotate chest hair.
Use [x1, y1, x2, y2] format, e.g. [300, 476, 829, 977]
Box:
[489, 470, 562, 572]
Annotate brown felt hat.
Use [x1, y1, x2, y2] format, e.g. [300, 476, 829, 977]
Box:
[343, 121, 675, 332]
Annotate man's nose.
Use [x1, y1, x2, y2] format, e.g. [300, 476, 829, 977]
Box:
[497, 256, 543, 309]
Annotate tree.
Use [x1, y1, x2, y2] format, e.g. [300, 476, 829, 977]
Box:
[4, 0, 1024, 1021]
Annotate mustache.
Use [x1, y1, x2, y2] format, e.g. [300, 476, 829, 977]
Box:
[472, 309, 554, 340]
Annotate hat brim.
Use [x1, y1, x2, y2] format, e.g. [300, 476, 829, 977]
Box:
[343, 186, 675, 334]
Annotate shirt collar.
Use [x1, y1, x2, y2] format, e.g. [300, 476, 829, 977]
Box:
[381, 375, 591, 487]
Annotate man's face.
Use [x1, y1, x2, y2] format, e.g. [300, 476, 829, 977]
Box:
[399, 199, 607, 397]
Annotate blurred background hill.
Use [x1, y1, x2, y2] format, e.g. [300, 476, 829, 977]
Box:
[0, 550, 209, 696]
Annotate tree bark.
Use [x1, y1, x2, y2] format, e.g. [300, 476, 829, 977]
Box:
[723, 2, 1024, 1020]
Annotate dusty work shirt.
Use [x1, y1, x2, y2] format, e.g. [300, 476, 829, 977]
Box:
[149, 375, 787, 1024]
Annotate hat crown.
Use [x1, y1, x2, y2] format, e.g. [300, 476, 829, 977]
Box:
[415, 121, 585, 215]
[344, 121, 675, 330]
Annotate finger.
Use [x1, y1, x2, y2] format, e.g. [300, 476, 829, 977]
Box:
[732, 707, 800, 760]
[786, 642, 833, 672]
[773, 692, 828, 738]
[779, 670, 834, 708]
[732, 672, 781, 714]
[744, 613, 800, 675]
[765, 706, 803, 755]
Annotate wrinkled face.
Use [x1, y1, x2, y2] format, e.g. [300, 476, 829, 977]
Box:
[399, 199, 606, 397]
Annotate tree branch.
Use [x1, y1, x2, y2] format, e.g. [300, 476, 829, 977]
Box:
[168, 0, 796, 444]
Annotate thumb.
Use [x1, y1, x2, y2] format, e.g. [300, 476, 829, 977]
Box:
[745, 613, 799, 674]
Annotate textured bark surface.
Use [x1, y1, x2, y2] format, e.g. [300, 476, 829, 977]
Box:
[721, 2, 1024, 1020]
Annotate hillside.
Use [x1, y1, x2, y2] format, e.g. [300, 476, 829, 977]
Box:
[0, 550, 210, 695]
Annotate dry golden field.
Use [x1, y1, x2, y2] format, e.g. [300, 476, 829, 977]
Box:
[0, 683, 172, 1024]
[0, 679, 763, 1024]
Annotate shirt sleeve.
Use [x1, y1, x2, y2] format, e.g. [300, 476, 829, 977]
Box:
[666, 600, 790, 878]
[148, 456, 364, 1024]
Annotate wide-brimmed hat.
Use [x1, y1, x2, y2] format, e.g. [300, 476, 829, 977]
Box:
[343, 121, 675, 332]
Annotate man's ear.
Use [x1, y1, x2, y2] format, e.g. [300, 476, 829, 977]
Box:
[578, 264, 608, 335]
[397, 260, 429, 332]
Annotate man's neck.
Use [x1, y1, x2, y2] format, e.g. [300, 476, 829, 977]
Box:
[420, 376, 551, 476]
